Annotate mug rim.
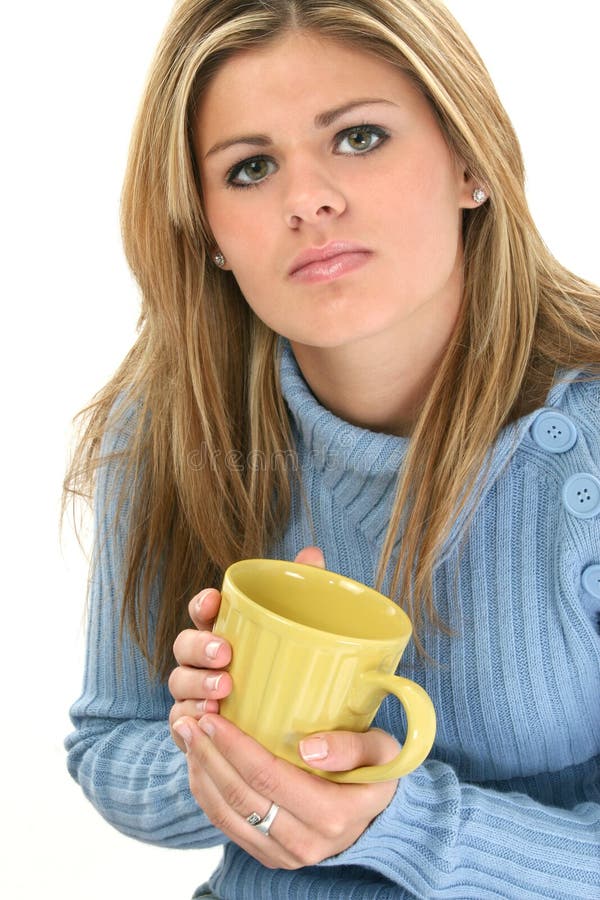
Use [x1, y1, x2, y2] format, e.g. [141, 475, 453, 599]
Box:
[222, 558, 412, 644]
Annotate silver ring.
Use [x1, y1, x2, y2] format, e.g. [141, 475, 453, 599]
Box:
[246, 802, 279, 836]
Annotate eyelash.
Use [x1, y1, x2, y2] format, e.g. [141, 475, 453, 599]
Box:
[224, 123, 390, 190]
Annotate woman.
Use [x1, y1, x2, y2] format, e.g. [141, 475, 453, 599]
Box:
[64, 0, 600, 897]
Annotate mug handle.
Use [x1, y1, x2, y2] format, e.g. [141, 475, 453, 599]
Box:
[318, 672, 436, 784]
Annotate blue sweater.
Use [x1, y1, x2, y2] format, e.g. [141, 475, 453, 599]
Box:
[66, 341, 600, 898]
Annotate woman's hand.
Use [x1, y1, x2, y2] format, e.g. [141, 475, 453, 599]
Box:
[168, 546, 326, 750]
[172, 713, 399, 868]
[168, 585, 230, 745]
[169, 544, 399, 866]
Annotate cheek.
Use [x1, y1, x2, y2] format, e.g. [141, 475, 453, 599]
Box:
[221, 235, 278, 323]
[385, 161, 461, 257]
[205, 195, 243, 246]
[208, 197, 274, 277]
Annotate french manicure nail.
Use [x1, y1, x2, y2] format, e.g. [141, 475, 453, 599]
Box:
[299, 737, 329, 762]
[173, 719, 193, 749]
[196, 589, 212, 614]
[205, 639, 222, 660]
[205, 674, 223, 692]
[199, 717, 215, 738]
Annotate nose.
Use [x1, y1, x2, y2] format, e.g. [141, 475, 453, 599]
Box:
[283, 156, 347, 228]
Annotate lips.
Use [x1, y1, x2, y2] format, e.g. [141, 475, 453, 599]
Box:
[288, 241, 371, 276]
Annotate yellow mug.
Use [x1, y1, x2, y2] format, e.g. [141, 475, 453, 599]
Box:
[214, 559, 436, 783]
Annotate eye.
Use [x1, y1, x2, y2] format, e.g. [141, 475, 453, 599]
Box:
[334, 124, 389, 155]
[225, 157, 277, 189]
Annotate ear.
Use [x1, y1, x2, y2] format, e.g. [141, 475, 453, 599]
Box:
[458, 166, 489, 209]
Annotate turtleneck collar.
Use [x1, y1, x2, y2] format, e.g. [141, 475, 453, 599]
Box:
[278, 338, 410, 485]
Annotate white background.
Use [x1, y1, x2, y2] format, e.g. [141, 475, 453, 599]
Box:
[2, 1, 598, 897]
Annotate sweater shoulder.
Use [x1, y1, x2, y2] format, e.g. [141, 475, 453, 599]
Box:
[561, 375, 600, 452]
[515, 374, 600, 473]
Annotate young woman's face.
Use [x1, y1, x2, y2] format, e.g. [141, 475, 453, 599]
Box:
[195, 30, 477, 349]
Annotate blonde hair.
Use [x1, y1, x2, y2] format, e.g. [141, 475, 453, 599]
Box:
[63, 0, 600, 679]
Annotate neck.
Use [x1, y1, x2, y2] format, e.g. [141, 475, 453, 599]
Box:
[290, 274, 462, 437]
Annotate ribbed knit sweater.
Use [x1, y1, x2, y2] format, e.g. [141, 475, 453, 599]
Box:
[66, 340, 600, 899]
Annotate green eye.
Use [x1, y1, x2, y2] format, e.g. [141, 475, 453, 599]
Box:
[227, 157, 276, 188]
[336, 125, 389, 154]
[240, 159, 271, 182]
[345, 128, 376, 150]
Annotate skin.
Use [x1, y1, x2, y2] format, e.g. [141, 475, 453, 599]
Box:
[170, 29, 483, 866]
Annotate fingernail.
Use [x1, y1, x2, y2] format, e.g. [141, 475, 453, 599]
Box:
[205, 674, 223, 691]
[205, 639, 222, 660]
[199, 717, 215, 738]
[173, 719, 193, 749]
[196, 589, 212, 613]
[299, 737, 328, 762]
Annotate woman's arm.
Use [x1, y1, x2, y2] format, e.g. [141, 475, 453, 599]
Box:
[64, 408, 223, 849]
[325, 751, 600, 898]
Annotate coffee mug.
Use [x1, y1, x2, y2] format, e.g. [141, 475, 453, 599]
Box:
[214, 558, 436, 783]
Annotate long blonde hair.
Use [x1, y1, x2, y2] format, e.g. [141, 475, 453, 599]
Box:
[62, 0, 600, 679]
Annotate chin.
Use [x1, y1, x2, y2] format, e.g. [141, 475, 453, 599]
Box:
[283, 322, 383, 351]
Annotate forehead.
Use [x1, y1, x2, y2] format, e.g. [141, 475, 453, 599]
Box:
[194, 30, 428, 146]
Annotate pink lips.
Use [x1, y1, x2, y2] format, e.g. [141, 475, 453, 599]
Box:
[288, 241, 372, 283]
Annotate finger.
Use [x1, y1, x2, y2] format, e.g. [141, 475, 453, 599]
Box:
[293, 546, 326, 568]
[169, 700, 220, 751]
[168, 665, 232, 702]
[172, 629, 232, 669]
[170, 698, 220, 726]
[188, 588, 221, 630]
[190, 755, 297, 869]
[173, 717, 304, 868]
[198, 769, 306, 869]
[196, 712, 342, 820]
[299, 728, 400, 774]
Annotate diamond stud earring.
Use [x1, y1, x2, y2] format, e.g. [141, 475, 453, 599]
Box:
[213, 251, 226, 267]
[472, 188, 487, 204]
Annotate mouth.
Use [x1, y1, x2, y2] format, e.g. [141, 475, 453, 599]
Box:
[288, 240, 373, 282]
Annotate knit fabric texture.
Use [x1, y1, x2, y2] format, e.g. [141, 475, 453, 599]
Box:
[66, 340, 600, 898]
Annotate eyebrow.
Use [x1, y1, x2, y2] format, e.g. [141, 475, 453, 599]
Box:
[203, 98, 397, 159]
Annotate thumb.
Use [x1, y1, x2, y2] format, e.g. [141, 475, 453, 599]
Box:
[299, 728, 400, 772]
[294, 545, 326, 568]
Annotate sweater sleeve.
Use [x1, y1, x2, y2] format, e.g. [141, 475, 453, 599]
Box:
[317, 755, 600, 899]
[64, 400, 223, 848]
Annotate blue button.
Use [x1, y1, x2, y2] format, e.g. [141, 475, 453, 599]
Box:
[562, 473, 600, 519]
[582, 565, 600, 600]
[531, 410, 577, 453]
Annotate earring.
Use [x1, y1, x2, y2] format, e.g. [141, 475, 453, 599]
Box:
[213, 251, 226, 267]
[472, 188, 487, 204]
